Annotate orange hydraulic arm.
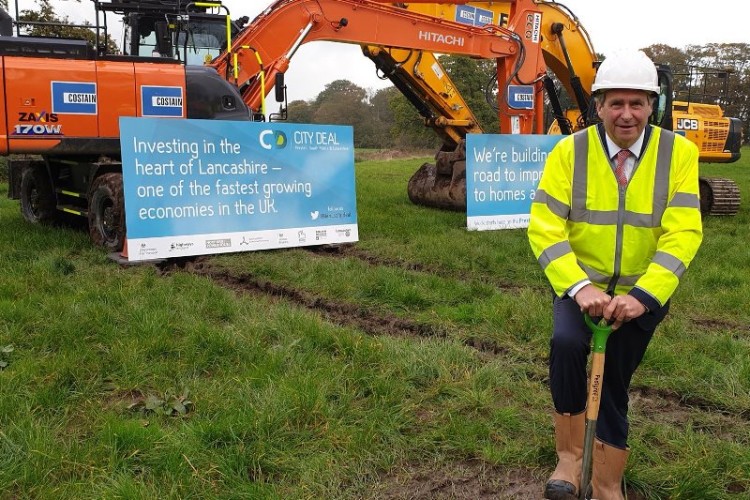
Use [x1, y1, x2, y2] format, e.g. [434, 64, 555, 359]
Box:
[210, 0, 548, 133]
[411, 2, 596, 87]
[395, 1, 598, 106]
[361, 1, 598, 142]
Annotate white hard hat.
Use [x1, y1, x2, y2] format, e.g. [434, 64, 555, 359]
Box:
[592, 49, 659, 94]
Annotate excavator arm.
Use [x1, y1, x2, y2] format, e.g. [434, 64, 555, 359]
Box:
[210, 0, 549, 134]
[362, 45, 484, 149]
[391, 0, 597, 109]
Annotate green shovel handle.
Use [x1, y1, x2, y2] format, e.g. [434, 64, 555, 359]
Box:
[584, 314, 613, 354]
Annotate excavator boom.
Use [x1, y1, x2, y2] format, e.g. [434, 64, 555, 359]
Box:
[210, 0, 549, 134]
[392, 1, 597, 106]
[358, 1, 598, 209]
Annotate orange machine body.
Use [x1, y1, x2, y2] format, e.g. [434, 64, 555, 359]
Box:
[0, 56, 185, 155]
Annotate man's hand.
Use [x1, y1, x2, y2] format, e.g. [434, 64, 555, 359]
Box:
[603, 295, 647, 330]
[573, 284, 612, 318]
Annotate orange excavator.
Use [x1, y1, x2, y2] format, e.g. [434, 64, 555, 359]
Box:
[2, 0, 553, 249]
[2, 0, 255, 250]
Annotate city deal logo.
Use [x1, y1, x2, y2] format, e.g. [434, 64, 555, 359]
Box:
[259, 130, 287, 150]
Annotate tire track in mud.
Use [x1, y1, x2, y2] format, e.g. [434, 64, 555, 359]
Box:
[308, 246, 750, 336]
[187, 260, 451, 342]
[175, 258, 514, 357]
[691, 317, 750, 334]
[305, 244, 542, 294]
[161, 257, 750, 431]
[162, 259, 557, 499]
[630, 386, 750, 438]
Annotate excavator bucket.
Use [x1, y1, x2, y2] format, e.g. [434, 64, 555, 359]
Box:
[407, 141, 468, 211]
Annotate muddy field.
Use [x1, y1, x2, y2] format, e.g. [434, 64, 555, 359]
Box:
[153, 247, 749, 499]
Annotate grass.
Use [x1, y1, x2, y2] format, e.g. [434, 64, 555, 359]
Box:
[1, 147, 749, 498]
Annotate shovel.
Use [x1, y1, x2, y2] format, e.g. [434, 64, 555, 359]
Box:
[579, 314, 613, 500]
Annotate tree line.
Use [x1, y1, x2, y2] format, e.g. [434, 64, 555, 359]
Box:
[287, 45, 750, 150]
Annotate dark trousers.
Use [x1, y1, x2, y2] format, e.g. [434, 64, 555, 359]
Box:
[549, 295, 668, 448]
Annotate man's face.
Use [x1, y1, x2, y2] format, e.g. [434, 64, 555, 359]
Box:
[596, 89, 653, 149]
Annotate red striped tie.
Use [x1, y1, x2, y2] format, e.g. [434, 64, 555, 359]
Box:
[615, 149, 630, 186]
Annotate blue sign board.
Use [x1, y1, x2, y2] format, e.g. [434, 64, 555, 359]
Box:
[475, 7, 494, 26]
[455, 5, 494, 26]
[507, 85, 535, 110]
[466, 134, 562, 230]
[141, 86, 184, 117]
[51, 81, 97, 115]
[119, 118, 358, 260]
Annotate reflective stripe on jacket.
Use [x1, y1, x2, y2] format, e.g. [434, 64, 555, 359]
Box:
[528, 125, 703, 308]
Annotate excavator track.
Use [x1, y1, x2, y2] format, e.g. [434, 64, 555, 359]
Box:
[699, 177, 741, 216]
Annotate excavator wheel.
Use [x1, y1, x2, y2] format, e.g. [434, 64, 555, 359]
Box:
[407, 141, 467, 211]
[20, 162, 57, 225]
[88, 172, 125, 251]
[698, 177, 741, 216]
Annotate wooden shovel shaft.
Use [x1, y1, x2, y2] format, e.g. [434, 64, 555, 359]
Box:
[580, 351, 606, 499]
[585, 353, 606, 421]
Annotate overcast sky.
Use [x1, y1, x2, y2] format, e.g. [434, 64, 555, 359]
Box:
[47, 0, 750, 101]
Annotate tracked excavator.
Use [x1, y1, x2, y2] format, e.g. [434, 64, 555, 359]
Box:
[2, 0, 552, 249]
[361, 1, 742, 215]
[2, 0, 256, 250]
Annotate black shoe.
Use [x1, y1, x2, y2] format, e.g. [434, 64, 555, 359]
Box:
[544, 479, 578, 500]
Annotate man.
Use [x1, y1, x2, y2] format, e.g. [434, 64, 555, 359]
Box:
[528, 50, 703, 500]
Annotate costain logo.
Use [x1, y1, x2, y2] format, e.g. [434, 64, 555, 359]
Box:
[259, 130, 288, 150]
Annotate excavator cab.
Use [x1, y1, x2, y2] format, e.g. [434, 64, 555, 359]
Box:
[110, 1, 284, 122]
[115, 3, 231, 63]
[123, 12, 226, 63]
[652, 65, 674, 129]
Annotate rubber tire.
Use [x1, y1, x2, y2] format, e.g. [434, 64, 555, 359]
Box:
[20, 164, 57, 224]
[88, 173, 125, 252]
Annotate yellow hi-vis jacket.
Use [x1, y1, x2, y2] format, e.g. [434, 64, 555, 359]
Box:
[528, 125, 703, 310]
